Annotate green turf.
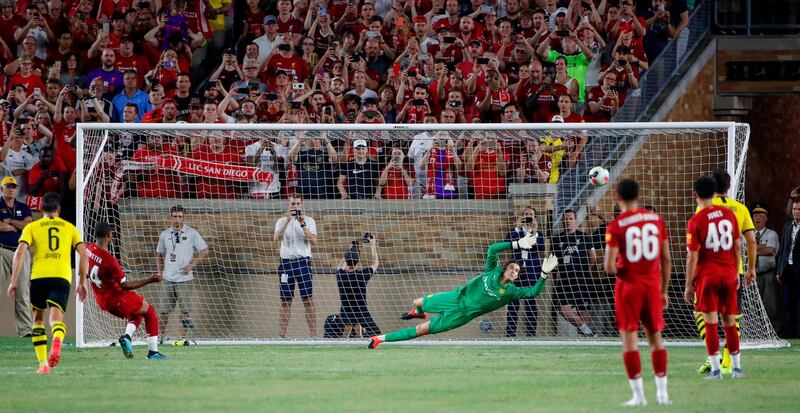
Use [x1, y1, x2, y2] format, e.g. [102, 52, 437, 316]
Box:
[0, 337, 798, 413]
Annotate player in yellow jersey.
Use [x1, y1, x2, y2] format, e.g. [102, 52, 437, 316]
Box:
[6, 193, 88, 374]
[693, 171, 757, 375]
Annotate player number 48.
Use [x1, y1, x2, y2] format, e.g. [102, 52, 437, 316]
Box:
[704, 219, 734, 252]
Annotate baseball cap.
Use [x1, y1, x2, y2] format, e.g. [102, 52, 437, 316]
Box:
[275, 70, 290, 77]
[0, 99, 10, 106]
[752, 203, 769, 215]
[555, 7, 568, 16]
[331, 76, 345, 83]
[433, 19, 451, 32]
[550, 115, 564, 123]
[263, 15, 277, 25]
[363, 96, 378, 105]
[413, 15, 427, 24]
[161, 97, 176, 106]
[1, 176, 18, 187]
[353, 139, 368, 148]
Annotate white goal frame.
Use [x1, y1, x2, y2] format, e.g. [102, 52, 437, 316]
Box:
[74, 121, 786, 349]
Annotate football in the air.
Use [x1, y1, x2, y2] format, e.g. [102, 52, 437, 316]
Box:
[589, 166, 610, 187]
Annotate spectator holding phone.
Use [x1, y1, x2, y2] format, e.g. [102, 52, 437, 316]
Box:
[375, 147, 414, 199]
[537, 28, 593, 109]
[28, 146, 67, 197]
[420, 133, 462, 199]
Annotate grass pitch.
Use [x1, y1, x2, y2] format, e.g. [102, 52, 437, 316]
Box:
[0, 337, 798, 413]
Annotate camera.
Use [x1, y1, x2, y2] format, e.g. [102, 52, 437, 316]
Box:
[138, 1, 150, 8]
[67, 84, 77, 93]
[278, 44, 291, 52]
[319, 7, 327, 15]
[163, 61, 175, 69]
[407, 71, 417, 78]
[366, 31, 380, 38]
[265, 92, 279, 100]
[412, 98, 425, 106]
[481, 5, 494, 14]
[522, 217, 534, 224]
[290, 101, 302, 109]
[449, 101, 460, 107]
[291, 210, 301, 217]
[477, 57, 489, 65]
[443, 36, 456, 44]
[556, 30, 570, 37]
[363, 110, 378, 118]
[292, 82, 305, 90]
[657, 4, 665, 11]
[617, 58, 628, 66]
[362, 233, 373, 243]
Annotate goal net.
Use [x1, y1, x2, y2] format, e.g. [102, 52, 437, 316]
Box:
[76, 122, 786, 348]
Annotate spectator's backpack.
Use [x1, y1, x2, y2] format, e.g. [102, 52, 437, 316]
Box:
[323, 314, 344, 338]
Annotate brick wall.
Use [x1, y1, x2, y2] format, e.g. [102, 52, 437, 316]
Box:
[661, 52, 800, 232]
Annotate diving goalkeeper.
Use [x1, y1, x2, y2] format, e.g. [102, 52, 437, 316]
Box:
[368, 235, 558, 349]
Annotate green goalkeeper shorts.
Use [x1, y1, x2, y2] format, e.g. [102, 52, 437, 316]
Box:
[421, 291, 472, 334]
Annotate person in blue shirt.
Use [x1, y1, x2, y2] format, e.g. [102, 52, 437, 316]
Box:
[111, 70, 151, 122]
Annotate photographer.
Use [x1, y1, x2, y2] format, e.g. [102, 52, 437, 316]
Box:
[517, 61, 568, 123]
[274, 196, 318, 338]
[336, 234, 381, 338]
[504, 207, 545, 337]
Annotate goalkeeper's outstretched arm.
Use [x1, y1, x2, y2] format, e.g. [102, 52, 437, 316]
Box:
[484, 233, 541, 273]
[515, 254, 559, 299]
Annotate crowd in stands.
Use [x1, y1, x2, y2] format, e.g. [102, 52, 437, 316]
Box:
[0, 0, 694, 206]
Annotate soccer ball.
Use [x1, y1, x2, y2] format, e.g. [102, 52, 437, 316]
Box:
[589, 166, 610, 187]
[479, 319, 493, 333]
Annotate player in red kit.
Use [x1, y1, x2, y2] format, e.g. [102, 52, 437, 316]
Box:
[684, 176, 746, 379]
[87, 222, 167, 360]
[604, 179, 672, 406]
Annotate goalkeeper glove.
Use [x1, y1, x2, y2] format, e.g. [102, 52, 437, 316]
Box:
[540, 254, 558, 280]
[512, 232, 538, 250]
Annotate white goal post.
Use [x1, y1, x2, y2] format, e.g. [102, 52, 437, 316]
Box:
[75, 122, 787, 349]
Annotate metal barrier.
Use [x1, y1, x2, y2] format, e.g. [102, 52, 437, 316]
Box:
[613, 0, 713, 123]
[714, 0, 800, 34]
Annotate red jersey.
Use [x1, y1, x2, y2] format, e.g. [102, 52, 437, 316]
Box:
[381, 164, 413, 200]
[264, 54, 309, 82]
[606, 209, 668, 284]
[87, 243, 126, 310]
[471, 149, 508, 199]
[584, 86, 616, 123]
[191, 145, 242, 199]
[131, 143, 183, 198]
[687, 205, 741, 279]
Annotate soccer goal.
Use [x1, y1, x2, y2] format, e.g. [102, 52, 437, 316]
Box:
[75, 122, 786, 349]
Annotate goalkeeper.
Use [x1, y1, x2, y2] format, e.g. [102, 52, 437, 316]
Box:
[368, 235, 557, 348]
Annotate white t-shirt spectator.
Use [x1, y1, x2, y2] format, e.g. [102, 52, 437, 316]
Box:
[156, 224, 208, 283]
[407, 131, 434, 191]
[15, 27, 48, 60]
[3, 147, 36, 203]
[244, 141, 283, 197]
[346, 88, 378, 101]
[275, 215, 316, 259]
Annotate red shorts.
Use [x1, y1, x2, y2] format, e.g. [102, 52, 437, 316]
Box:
[614, 279, 665, 333]
[694, 275, 739, 315]
[104, 292, 144, 320]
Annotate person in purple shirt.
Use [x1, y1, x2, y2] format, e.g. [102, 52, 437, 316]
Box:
[83, 49, 124, 99]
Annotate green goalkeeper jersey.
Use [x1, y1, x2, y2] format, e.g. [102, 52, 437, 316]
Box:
[455, 242, 547, 317]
